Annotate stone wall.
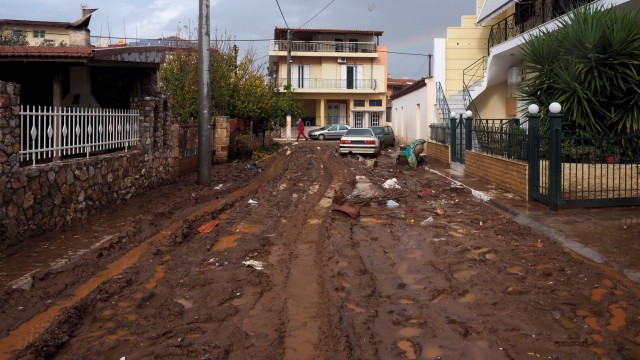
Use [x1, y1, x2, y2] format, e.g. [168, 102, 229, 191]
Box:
[0, 81, 179, 248]
[425, 141, 450, 164]
[465, 151, 528, 198]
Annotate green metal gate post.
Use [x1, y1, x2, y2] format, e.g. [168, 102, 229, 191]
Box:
[548, 103, 563, 211]
[449, 113, 457, 162]
[464, 111, 473, 151]
[527, 105, 539, 201]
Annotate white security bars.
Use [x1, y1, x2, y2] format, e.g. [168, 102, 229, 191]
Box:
[19, 106, 140, 166]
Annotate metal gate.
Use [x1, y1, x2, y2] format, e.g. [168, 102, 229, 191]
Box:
[449, 115, 468, 164]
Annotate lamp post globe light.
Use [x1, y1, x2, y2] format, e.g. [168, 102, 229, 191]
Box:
[528, 104, 539, 115]
[450, 112, 457, 120]
[549, 102, 562, 114]
[464, 110, 473, 119]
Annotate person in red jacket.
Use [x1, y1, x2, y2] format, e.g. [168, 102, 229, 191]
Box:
[296, 118, 308, 141]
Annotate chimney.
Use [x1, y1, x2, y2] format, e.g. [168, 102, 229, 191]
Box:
[81, 4, 97, 17]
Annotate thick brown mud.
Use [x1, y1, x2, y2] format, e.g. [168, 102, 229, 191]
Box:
[0, 141, 638, 360]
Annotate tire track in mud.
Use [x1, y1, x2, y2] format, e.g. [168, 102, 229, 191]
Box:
[238, 144, 345, 360]
[0, 154, 288, 360]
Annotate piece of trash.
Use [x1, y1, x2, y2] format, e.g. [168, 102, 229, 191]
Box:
[357, 155, 365, 161]
[257, 187, 263, 193]
[242, 260, 264, 271]
[214, 184, 224, 190]
[418, 188, 433, 196]
[286, 149, 292, 155]
[207, 258, 218, 264]
[420, 217, 434, 226]
[244, 163, 254, 170]
[472, 189, 491, 202]
[366, 159, 377, 168]
[435, 208, 445, 216]
[386, 200, 400, 208]
[332, 203, 360, 219]
[248, 199, 258, 205]
[198, 219, 220, 234]
[382, 178, 401, 189]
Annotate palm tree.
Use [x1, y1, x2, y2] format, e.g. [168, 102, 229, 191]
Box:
[520, 4, 640, 138]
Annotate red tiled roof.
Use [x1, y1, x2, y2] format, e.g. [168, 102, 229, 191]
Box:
[387, 77, 416, 86]
[0, 19, 71, 28]
[274, 27, 383, 36]
[390, 77, 431, 100]
[0, 46, 94, 59]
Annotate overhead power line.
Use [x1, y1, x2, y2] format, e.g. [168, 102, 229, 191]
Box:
[275, 0, 290, 28]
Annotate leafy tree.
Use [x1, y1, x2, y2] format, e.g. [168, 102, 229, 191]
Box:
[520, 4, 640, 136]
[0, 31, 29, 46]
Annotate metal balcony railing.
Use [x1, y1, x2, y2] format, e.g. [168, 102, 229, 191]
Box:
[270, 40, 377, 54]
[278, 78, 377, 90]
[488, 0, 594, 50]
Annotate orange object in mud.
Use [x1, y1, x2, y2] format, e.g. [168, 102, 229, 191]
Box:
[198, 219, 220, 233]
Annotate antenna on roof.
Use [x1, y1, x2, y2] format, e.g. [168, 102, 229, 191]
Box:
[368, 3, 375, 32]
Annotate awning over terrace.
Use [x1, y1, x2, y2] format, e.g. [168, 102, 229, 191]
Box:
[477, 0, 513, 25]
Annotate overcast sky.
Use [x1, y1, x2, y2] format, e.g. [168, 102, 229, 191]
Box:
[3, 0, 476, 79]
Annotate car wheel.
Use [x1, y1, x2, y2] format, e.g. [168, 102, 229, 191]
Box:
[318, 134, 325, 140]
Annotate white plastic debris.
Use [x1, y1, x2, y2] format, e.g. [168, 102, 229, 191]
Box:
[382, 178, 401, 189]
[420, 217, 434, 226]
[386, 200, 400, 208]
[472, 189, 491, 202]
[214, 184, 224, 190]
[248, 199, 258, 205]
[242, 260, 264, 270]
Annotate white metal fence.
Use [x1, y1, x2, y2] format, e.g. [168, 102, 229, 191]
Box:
[19, 106, 140, 166]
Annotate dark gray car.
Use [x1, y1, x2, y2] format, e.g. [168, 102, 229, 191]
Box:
[308, 124, 352, 140]
[370, 126, 395, 148]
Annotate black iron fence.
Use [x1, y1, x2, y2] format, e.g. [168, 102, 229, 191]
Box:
[488, 0, 595, 50]
[428, 109, 639, 210]
[472, 119, 528, 161]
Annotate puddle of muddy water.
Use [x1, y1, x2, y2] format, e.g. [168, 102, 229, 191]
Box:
[607, 302, 627, 331]
[398, 327, 421, 337]
[233, 223, 261, 234]
[213, 234, 241, 251]
[591, 287, 608, 302]
[397, 340, 417, 360]
[422, 345, 444, 360]
[459, 293, 477, 303]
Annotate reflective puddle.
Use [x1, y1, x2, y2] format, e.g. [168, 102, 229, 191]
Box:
[213, 234, 241, 251]
[607, 302, 627, 331]
[591, 288, 608, 302]
[397, 340, 417, 360]
[422, 345, 444, 360]
[397, 327, 421, 337]
[459, 293, 477, 303]
[144, 265, 166, 289]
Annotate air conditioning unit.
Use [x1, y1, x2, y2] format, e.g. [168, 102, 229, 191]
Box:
[337, 57, 347, 64]
[508, 66, 524, 84]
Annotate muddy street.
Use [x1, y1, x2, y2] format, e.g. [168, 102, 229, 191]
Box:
[1, 141, 639, 359]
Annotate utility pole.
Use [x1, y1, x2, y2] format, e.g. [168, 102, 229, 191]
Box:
[197, 0, 211, 185]
[285, 29, 292, 141]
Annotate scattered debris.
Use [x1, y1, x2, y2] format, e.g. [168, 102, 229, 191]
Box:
[420, 217, 434, 226]
[248, 199, 258, 205]
[198, 219, 220, 234]
[382, 178, 401, 189]
[332, 203, 360, 219]
[366, 159, 377, 168]
[472, 189, 491, 202]
[214, 184, 224, 190]
[242, 260, 264, 271]
[386, 200, 400, 208]
[244, 163, 254, 170]
[418, 188, 433, 197]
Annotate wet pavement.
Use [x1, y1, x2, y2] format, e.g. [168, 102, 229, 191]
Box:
[426, 160, 640, 285]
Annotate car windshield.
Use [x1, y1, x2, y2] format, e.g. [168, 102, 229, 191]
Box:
[345, 129, 374, 137]
[370, 127, 384, 135]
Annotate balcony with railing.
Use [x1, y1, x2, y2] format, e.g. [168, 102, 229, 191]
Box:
[488, 0, 594, 50]
[270, 40, 377, 55]
[277, 78, 378, 91]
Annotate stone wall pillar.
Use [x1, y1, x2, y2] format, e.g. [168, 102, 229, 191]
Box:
[0, 81, 20, 174]
[213, 116, 229, 163]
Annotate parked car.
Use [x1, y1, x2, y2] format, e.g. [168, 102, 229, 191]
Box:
[338, 128, 380, 155]
[308, 124, 352, 140]
[370, 125, 395, 148]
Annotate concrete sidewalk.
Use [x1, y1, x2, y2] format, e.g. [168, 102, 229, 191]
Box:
[425, 161, 640, 285]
